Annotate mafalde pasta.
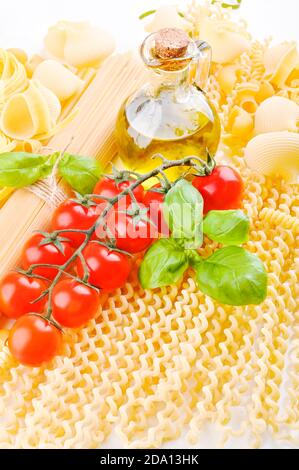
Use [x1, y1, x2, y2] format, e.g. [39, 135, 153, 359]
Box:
[0, 0, 298, 450]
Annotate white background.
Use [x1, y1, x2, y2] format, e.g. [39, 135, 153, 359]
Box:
[1, 0, 298, 450]
[0, 0, 298, 54]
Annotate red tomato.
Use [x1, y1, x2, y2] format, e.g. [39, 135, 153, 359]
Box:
[0, 272, 47, 319]
[192, 166, 244, 214]
[143, 184, 169, 235]
[22, 234, 74, 280]
[52, 279, 100, 328]
[51, 199, 100, 248]
[76, 242, 131, 291]
[105, 210, 156, 254]
[93, 177, 144, 207]
[8, 314, 62, 366]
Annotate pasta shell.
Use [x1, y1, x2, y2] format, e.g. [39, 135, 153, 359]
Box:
[26, 54, 44, 78]
[33, 60, 84, 101]
[0, 131, 15, 154]
[254, 96, 299, 134]
[228, 106, 254, 138]
[217, 65, 238, 94]
[244, 131, 299, 181]
[235, 82, 260, 114]
[0, 80, 61, 140]
[199, 18, 250, 64]
[44, 21, 115, 68]
[0, 49, 28, 105]
[144, 6, 190, 33]
[264, 42, 299, 88]
[255, 81, 275, 104]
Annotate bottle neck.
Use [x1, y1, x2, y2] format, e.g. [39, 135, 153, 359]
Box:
[147, 67, 190, 99]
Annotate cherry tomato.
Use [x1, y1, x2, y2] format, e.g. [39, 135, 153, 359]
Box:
[0, 272, 47, 319]
[105, 210, 156, 254]
[192, 166, 244, 214]
[93, 177, 144, 207]
[51, 199, 99, 248]
[22, 233, 74, 280]
[76, 242, 131, 291]
[52, 279, 100, 328]
[143, 184, 169, 235]
[8, 314, 62, 366]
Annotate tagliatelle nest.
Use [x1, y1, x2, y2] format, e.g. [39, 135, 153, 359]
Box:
[0, 0, 299, 449]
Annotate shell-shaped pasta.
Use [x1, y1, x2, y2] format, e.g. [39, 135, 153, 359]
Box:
[26, 54, 44, 78]
[0, 49, 28, 105]
[235, 82, 260, 114]
[0, 131, 15, 153]
[0, 80, 61, 140]
[44, 21, 115, 68]
[264, 42, 299, 88]
[33, 60, 84, 101]
[255, 81, 275, 104]
[244, 131, 299, 181]
[199, 18, 251, 64]
[228, 106, 254, 138]
[217, 65, 238, 94]
[144, 6, 190, 33]
[254, 96, 299, 135]
[7, 48, 28, 65]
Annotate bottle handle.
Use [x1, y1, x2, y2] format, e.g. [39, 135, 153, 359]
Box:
[193, 40, 212, 90]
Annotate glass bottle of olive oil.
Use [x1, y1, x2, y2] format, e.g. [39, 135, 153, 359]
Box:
[115, 28, 221, 181]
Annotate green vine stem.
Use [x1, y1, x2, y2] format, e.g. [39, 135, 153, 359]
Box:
[23, 155, 211, 324]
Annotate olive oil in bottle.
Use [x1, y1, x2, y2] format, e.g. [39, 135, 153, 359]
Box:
[116, 28, 221, 181]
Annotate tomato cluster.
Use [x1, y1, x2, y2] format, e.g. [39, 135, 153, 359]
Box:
[0, 164, 243, 367]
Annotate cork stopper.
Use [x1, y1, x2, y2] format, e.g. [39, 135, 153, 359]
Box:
[154, 28, 190, 60]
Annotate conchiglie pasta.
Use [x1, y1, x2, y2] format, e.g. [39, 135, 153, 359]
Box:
[144, 6, 191, 33]
[228, 106, 254, 138]
[254, 96, 299, 134]
[199, 18, 251, 64]
[244, 131, 299, 181]
[0, 49, 28, 105]
[33, 60, 84, 101]
[0, 80, 61, 140]
[44, 21, 115, 68]
[264, 42, 299, 88]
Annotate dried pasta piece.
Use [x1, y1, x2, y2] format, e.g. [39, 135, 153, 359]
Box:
[244, 131, 299, 181]
[217, 65, 239, 95]
[0, 80, 61, 140]
[227, 106, 254, 138]
[255, 81, 275, 104]
[264, 42, 299, 88]
[0, 49, 28, 105]
[144, 6, 191, 33]
[44, 21, 115, 68]
[33, 60, 84, 101]
[254, 96, 299, 134]
[199, 17, 251, 64]
[7, 48, 28, 65]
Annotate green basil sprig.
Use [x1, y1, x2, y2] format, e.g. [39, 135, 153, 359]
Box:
[163, 179, 203, 249]
[0, 152, 57, 188]
[58, 153, 102, 195]
[203, 210, 249, 246]
[139, 238, 189, 289]
[196, 246, 267, 306]
[0, 151, 102, 195]
[212, 0, 242, 9]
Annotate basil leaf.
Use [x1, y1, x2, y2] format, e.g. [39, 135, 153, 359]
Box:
[196, 246, 267, 306]
[59, 153, 102, 195]
[212, 0, 242, 9]
[139, 238, 189, 289]
[139, 9, 156, 20]
[203, 210, 249, 246]
[0, 152, 55, 187]
[163, 180, 203, 249]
